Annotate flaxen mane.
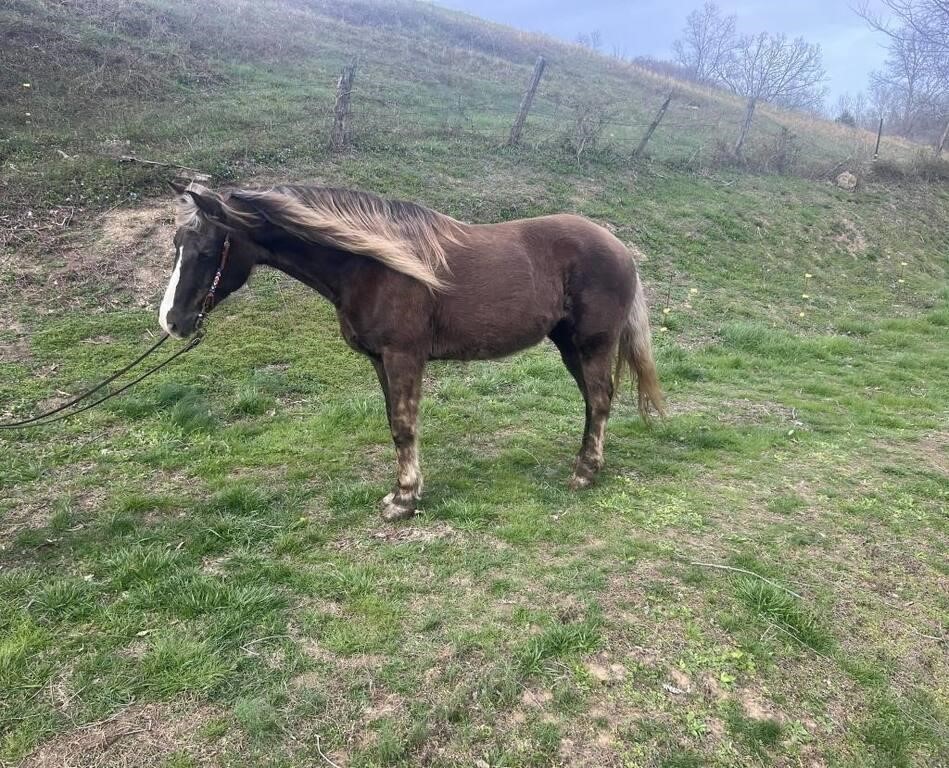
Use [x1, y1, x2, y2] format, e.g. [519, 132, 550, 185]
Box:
[176, 184, 463, 290]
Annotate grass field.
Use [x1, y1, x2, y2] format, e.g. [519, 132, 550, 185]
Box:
[2, 1, 948, 766]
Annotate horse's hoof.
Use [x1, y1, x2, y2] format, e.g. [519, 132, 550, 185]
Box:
[380, 492, 418, 522]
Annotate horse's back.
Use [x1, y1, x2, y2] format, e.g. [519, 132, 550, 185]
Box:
[429, 214, 636, 360]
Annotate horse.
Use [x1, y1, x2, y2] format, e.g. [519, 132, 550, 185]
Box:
[161, 182, 664, 521]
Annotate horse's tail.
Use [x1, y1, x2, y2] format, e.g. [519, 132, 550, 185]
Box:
[614, 270, 665, 422]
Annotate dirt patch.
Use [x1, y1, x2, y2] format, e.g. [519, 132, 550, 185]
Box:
[0, 465, 107, 542]
[567, 178, 607, 212]
[46, 657, 81, 714]
[667, 667, 693, 694]
[289, 641, 406, 763]
[22, 701, 235, 768]
[369, 521, 456, 545]
[0, 316, 31, 363]
[701, 673, 728, 703]
[738, 688, 786, 723]
[95, 203, 175, 306]
[2, 202, 176, 314]
[329, 520, 458, 552]
[118, 639, 150, 661]
[0, 501, 55, 543]
[289, 670, 326, 690]
[909, 430, 949, 475]
[556, 701, 635, 768]
[362, 691, 405, 722]
[669, 396, 805, 428]
[584, 654, 626, 686]
[520, 687, 554, 708]
[296, 638, 384, 674]
[201, 555, 229, 576]
[832, 219, 867, 255]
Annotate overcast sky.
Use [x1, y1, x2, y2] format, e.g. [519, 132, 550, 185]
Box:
[436, 0, 891, 103]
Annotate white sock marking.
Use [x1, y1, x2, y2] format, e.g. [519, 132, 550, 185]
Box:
[159, 246, 184, 336]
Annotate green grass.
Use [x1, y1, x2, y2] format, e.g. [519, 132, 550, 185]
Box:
[727, 708, 784, 756]
[733, 577, 832, 652]
[1, 0, 948, 766]
[516, 614, 602, 675]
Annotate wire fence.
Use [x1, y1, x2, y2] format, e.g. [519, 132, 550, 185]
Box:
[318, 56, 921, 178]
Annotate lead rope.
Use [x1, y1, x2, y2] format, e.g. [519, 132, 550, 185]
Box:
[0, 236, 229, 429]
[0, 333, 171, 429]
[0, 333, 205, 429]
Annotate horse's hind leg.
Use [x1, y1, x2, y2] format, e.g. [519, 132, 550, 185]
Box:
[549, 322, 586, 397]
[371, 357, 392, 427]
[377, 350, 425, 522]
[569, 340, 616, 490]
[550, 323, 614, 490]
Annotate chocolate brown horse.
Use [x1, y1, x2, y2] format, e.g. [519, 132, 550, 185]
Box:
[161, 182, 664, 520]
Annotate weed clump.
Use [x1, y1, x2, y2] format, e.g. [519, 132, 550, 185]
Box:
[734, 576, 832, 652]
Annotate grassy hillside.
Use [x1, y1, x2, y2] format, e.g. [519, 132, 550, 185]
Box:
[2, 0, 942, 218]
[1, 1, 948, 767]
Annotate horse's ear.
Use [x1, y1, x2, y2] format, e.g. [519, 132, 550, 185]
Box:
[186, 188, 227, 223]
[168, 180, 188, 195]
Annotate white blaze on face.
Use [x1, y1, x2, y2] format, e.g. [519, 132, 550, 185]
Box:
[159, 246, 184, 336]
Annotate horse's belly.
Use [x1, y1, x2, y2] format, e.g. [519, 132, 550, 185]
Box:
[431, 296, 561, 361]
[435, 328, 550, 360]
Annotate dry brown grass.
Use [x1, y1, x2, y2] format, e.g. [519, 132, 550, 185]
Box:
[22, 702, 235, 768]
[0, 201, 175, 324]
[96, 203, 176, 306]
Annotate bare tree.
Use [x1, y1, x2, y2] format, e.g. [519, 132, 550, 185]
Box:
[873, 27, 946, 134]
[834, 93, 872, 130]
[937, 118, 949, 155]
[853, 91, 870, 127]
[720, 33, 826, 156]
[672, 2, 736, 83]
[856, 1, 949, 144]
[835, 93, 858, 126]
[575, 29, 603, 52]
[835, 91, 872, 127]
[856, 1, 949, 56]
[868, 78, 900, 122]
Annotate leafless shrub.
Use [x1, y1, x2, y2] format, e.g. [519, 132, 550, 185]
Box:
[906, 149, 949, 180]
[710, 137, 738, 168]
[562, 96, 617, 166]
[869, 152, 949, 182]
[755, 127, 802, 174]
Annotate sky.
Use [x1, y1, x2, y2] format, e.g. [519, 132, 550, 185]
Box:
[436, 0, 892, 104]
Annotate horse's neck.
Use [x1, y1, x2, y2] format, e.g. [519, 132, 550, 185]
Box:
[259, 240, 349, 306]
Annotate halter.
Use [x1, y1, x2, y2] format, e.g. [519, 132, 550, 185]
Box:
[194, 234, 231, 338]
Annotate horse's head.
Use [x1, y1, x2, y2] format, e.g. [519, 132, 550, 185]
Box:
[160, 182, 256, 338]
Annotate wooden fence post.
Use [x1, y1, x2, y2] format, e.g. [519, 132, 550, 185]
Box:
[331, 58, 358, 152]
[935, 117, 949, 158]
[508, 56, 546, 147]
[872, 117, 883, 161]
[632, 93, 673, 158]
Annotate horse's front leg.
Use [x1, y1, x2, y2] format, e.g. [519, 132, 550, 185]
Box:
[378, 350, 425, 522]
